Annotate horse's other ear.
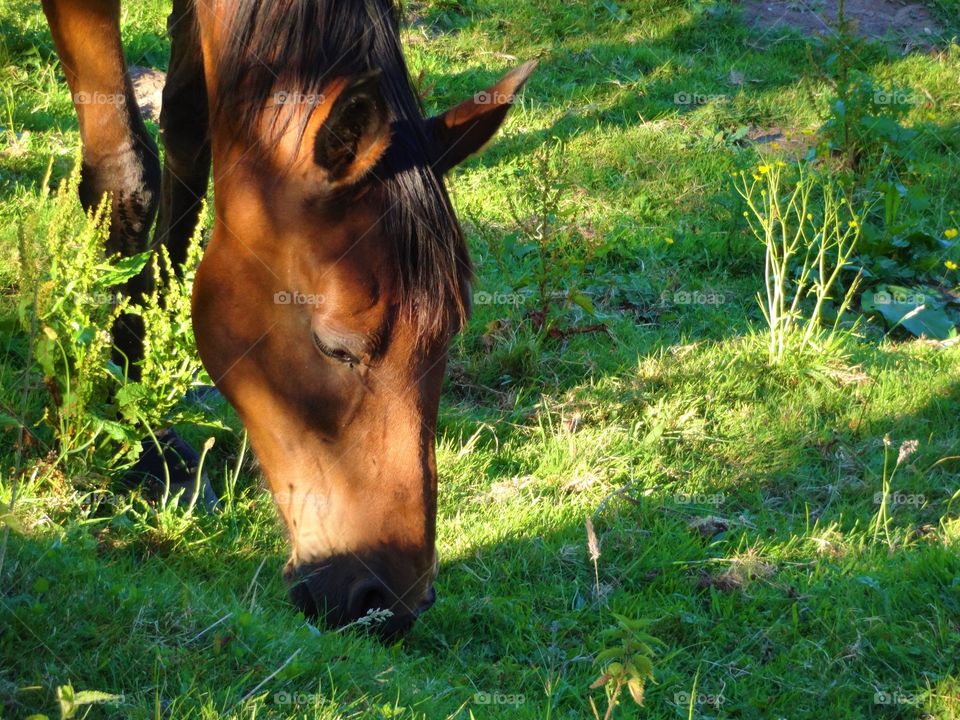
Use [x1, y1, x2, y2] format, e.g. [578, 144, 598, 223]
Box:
[426, 60, 536, 174]
[313, 71, 390, 186]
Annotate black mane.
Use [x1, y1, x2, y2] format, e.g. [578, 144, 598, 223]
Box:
[213, 0, 470, 338]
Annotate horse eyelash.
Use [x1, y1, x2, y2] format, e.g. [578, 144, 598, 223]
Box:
[313, 334, 359, 367]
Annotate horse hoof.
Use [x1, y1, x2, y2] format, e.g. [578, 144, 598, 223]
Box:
[124, 428, 219, 511]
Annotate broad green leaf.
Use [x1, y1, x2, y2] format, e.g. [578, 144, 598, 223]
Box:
[34, 335, 58, 378]
[94, 251, 151, 286]
[97, 418, 138, 443]
[866, 286, 957, 339]
[629, 654, 655, 677]
[612, 613, 657, 632]
[595, 647, 624, 663]
[0, 506, 26, 534]
[73, 326, 95, 346]
[568, 290, 594, 315]
[115, 382, 149, 408]
[899, 306, 957, 340]
[58, 684, 122, 719]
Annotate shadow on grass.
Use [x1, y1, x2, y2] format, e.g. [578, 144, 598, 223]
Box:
[3, 360, 957, 718]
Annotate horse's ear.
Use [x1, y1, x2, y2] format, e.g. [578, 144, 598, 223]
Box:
[313, 71, 390, 186]
[427, 60, 536, 174]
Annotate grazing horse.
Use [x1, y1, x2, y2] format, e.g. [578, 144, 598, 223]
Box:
[42, 0, 533, 635]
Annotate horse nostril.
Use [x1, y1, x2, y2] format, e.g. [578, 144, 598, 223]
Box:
[347, 579, 390, 619]
[415, 585, 436, 616]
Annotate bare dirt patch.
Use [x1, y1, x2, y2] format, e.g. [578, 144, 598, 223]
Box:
[128, 65, 165, 122]
[741, 0, 942, 48]
[744, 125, 819, 158]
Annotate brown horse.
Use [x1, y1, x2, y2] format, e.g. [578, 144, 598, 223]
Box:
[42, 0, 533, 635]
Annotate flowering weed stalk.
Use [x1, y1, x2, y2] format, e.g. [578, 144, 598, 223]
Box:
[872, 438, 919, 549]
[736, 162, 865, 364]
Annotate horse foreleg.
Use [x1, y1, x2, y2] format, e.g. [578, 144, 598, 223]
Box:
[153, 0, 210, 270]
[42, 0, 160, 373]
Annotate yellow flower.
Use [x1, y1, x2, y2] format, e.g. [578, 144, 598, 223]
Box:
[848, 219, 858, 229]
[945, 228, 958, 239]
[946, 260, 959, 270]
[758, 164, 771, 173]
[664, 237, 674, 245]
[752, 173, 761, 181]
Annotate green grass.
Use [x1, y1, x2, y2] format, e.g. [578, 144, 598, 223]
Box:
[3, 0, 960, 718]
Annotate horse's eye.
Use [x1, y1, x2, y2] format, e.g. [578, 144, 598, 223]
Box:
[313, 333, 358, 366]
